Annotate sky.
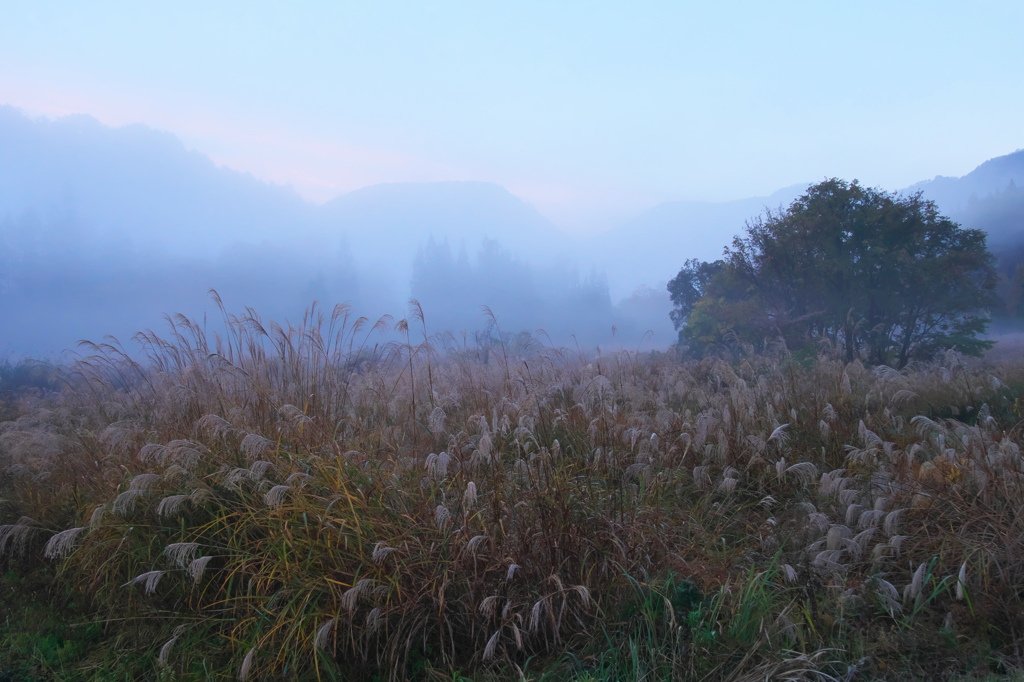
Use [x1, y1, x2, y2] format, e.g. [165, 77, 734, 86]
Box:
[2, 1, 1022, 231]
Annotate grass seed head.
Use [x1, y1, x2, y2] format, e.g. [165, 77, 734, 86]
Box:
[125, 570, 165, 595]
[156, 494, 188, 517]
[238, 646, 257, 681]
[314, 618, 335, 651]
[188, 555, 214, 582]
[371, 542, 396, 565]
[263, 485, 290, 507]
[43, 527, 85, 559]
[164, 542, 200, 567]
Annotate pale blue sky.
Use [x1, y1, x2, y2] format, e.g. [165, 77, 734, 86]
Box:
[2, 1, 1021, 229]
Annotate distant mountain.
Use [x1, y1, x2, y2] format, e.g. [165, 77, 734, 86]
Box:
[0, 106, 312, 257]
[0, 108, 600, 354]
[317, 180, 568, 274]
[591, 151, 1024, 301]
[0, 107, 570, 264]
[586, 184, 808, 299]
[904, 150, 1024, 215]
[901, 149, 1024, 248]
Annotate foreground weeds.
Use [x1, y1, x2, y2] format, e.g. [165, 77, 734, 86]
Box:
[2, 302, 1024, 680]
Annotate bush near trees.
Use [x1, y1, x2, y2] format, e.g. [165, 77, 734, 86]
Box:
[669, 179, 999, 367]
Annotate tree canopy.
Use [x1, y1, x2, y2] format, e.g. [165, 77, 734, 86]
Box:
[668, 179, 999, 367]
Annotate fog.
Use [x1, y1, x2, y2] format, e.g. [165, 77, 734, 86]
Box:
[0, 108, 675, 357]
[3, 108, 1023, 359]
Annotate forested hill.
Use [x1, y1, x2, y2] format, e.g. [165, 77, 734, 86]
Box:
[909, 151, 1024, 319]
[906, 149, 1024, 248]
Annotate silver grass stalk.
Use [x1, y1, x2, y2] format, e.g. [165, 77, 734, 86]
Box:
[139, 443, 168, 464]
[466, 534, 488, 555]
[164, 542, 200, 567]
[837, 485, 860, 505]
[857, 509, 885, 530]
[477, 432, 493, 454]
[429, 406, 446, 434]
[240, 434, 273, 461]
[529, 599, 547, 633]
[263, 485, 290, 507]
[341, 578, 374, 613]
[434, 505, 451, 529]
[785, 462, 818, 487]
[874, 578, 900, 602]
[512, 623, 524, 650]
[280, 404, 312, 425]
[853, 528, 876, 550]
[844, 504, 865, 526]
[166, 443, 204, 469]
[188, 555, 214, 582]
[125, 570, 165, 595]
[129, 473, 162, 491]
[372, 542, 396, 565]
[158, 630, 184, 666]
[248, 460, 273, 481]
[808, 513, 830, 533]
[479, 595, 500, 618]
[906, 562, 928, 603]
[366, 607, 384, 634]
[189, 487, 215, 506]
[889, 535, 907, 557]
[911, 415, 942, 438]
[572, 584, 591, 608]
[506, 563, 520, 581]
[112, 489, 146, 516]
[197, 414, 237, 440]
[883, 509, 905, 536]
[767, 423, 790, 445]
[89, 505, 106, 529]
[873, 578, 902, 617]
[956, 562, 967, 600]
[483, 629, 501, 661]
[162, 465, 190, 485]
[157, 494, 188, 517]
[314, 619, 335, 651]
[426, 451, 451, 480]
[842, 537, 864, 561]
[812, 551, 845, 576]
[692, 466, 712, 491]
[463, 481, 478, 508]
[238, 646, 257, 681]
[43, 527, 85, 559]
[827, 525, 851, 552]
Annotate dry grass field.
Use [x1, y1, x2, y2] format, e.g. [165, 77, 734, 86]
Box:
[2, 302, 1024, 680]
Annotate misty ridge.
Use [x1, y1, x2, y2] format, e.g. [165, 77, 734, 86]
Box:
[2, 105, 1023, 358]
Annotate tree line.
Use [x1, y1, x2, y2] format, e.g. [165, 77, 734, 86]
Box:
[668, 179, 1001, 368]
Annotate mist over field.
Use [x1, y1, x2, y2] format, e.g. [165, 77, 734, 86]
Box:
[0, 107, 672, 356]
[3, 107, 1022, 359]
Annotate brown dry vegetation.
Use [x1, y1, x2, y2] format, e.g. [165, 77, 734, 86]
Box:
[2, 301, 1024, 680]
